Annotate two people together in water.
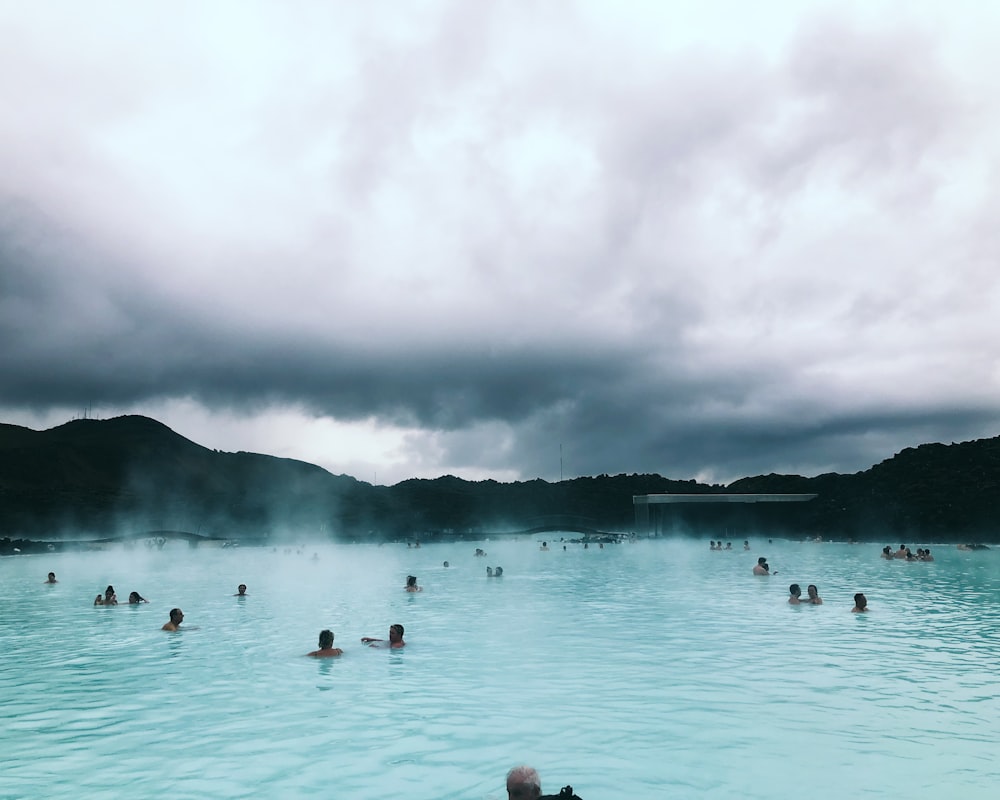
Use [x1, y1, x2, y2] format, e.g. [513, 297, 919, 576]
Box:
[787, 584, 823, 604]
[93, 585, 147, 605]
[307, 623, 406, 657]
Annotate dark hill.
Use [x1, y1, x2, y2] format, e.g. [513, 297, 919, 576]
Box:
[1, 415, 998, 543]
[728, 437, 1000, 538]
[0, 415, 367, 539]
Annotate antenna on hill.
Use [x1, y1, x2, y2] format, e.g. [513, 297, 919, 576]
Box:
[560, 443, 563, 482]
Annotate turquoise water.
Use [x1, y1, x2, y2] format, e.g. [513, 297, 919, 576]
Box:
[2, 537, 999, 799]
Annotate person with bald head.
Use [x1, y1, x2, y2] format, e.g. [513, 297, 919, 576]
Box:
[507, 766, 541, 800]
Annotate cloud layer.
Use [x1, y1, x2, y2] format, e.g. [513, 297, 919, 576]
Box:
[2, 2, 999, 484]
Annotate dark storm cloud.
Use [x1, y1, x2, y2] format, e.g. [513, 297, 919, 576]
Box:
[2, 3, 999, 484]
[0, 195, 654, 429]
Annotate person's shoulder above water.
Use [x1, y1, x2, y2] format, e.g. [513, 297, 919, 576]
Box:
[307, 629, 343, 657]
[362, 623, 405, 648]
[162, 608, 184, 630]
[851, 593, 869, 612]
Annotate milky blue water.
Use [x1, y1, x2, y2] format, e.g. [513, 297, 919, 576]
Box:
[2, 536, 999, 799]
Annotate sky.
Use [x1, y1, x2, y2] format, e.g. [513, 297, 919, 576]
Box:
[2, 1, 999, 487]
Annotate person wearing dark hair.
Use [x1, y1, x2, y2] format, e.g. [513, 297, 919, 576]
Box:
[405, 575, 422, 592]
[788, 584, 802, 604]
[104, 585, 118, 605]
[494, 566, 503, 577]
[128, 591, 148, 604]
[307, 629, 343, 657]
[362, 623, 405, 648]
[851, 593, 869, 613]
[45, 572, 58, 584]
[162, 608, 184, 630]
[234, 584, 248, 596]
[752, 557, 770, 576]
[806, 584, 823, 605]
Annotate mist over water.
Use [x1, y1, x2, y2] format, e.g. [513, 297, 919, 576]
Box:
[3, 537, 1000, 799]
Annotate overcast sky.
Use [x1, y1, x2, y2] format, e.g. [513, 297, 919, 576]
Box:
[2, 1, 999, 486]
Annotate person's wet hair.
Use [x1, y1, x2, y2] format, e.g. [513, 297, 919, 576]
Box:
[319, 629, 334, 649]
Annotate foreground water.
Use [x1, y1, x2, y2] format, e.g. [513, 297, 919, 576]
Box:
[2, 536, 999, 799]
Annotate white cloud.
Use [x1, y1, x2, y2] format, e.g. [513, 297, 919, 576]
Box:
[2, 0, 1000, 484]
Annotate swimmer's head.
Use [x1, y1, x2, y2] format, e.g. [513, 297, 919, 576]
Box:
[319, 629, 334, 649]
[789, 584, 801, 596]
[506, 765, 541, 799]
[758, 557, 767, 565]
[389, 624, 404, 642]
[406, 575, 417, 587]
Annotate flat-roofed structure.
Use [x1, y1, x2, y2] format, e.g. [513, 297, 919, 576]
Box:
[634, 493, 818, 535]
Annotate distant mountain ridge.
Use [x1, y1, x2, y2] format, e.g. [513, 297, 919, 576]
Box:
[1, 415, 998, 543]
